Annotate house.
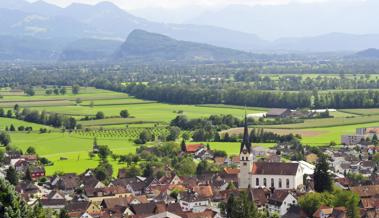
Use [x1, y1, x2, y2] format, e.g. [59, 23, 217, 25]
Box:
[66, 201, 90, 217]
[238, 116, 304, 190]
[30, 166, 45, 180]
[267, 190, 297, 216]
[350, 185, 379, 199]
[185, 144, 204, 154]
[283, 205, 308, 218]
[84, 186, 129, 202]
[248, 188, 269, 210]
[51, 173, 81, 192]
[312, 206, 347, 218]
[341, 135, 366, 145]
[266, 108, 292, 118]
[179, 190, 210, 212]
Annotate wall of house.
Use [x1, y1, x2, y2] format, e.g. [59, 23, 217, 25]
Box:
[251, 175, 297, 190]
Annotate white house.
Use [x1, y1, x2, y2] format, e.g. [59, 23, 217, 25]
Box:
[267, 190, 297, 216]
[238, 116, 304, 190]
[179, 191, 209, 212]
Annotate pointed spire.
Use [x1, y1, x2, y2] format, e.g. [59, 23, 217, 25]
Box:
[240, 111, 252, 154]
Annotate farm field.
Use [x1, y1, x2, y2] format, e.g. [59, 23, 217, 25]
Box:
[5, 86, 379, 175]
[256, 114, 379, 129]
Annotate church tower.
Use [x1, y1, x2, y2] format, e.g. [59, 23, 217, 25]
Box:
[238, 115, 254, 189]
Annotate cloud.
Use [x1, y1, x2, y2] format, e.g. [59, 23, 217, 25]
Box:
[28, 0, 365, 10]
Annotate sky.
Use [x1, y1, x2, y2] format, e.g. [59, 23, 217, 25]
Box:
[28, 0, 362, 10]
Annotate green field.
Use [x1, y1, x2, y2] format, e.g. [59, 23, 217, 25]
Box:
[5, 86, 379, 175]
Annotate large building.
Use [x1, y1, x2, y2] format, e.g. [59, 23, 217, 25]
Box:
[238, 116, 304, 190]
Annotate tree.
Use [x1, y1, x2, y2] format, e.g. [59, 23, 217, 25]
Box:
[175, 158, 196, 176]
[0, 178, 37, 217]
[96, 111, 105, 119]
[72, 85, 80, 94]
[24, 87, 35, 96]
[167, 126, 180, 141]
[59, 209, 70, 218]
[221, 192, 258, 218]
[26, 146, 36, 155]
[0, 108, 4, 117]
[180, 139, 186, 152]
[314, 156, 333, 192]
[88, 152, 95, 160]
[9, 124, 15, 131]
[98, 145, 111, 160]
[95, 161, 113, 182]
[5, 166, 18, 185]
[59, 87, 66, 95]
[0, 131, 11, 146]
[137, 130, 152, 144]
[120, 110, 129, 118]
[6, 109, 12, 118]
[64, 117, 77, 130]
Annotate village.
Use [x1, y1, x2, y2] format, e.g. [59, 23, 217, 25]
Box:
[1, 120, 379, 218]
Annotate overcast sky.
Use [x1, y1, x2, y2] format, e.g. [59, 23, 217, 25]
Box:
[28, 0, 362, 10]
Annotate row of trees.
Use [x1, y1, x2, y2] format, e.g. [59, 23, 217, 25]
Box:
[125, 83, 379, 109]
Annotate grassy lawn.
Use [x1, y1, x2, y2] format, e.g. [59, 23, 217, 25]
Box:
[9, 131, 138, 176]
[256, 115, 379, 129]
[0, 117, 53, 131]
[339, 108, 379, 116]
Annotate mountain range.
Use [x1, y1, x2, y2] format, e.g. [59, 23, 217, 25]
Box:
[0, 0, 379, 61]
[114, 30, 256, 62]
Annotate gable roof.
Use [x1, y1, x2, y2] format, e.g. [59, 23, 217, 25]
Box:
[350, 185, 379, 198]
[268, 190, 292, 206]
[252, 162, 299, 175]
[130, 202, 157, 215]
[185, 144, 204, 153]
[267, 108, 290, 116]
[101, 197, 129, 209]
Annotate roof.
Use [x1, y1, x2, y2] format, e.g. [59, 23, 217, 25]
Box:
[130, 202, 157, 215]
[252, 162, 299, 175]
[193, 185, 213, 198]
[101, 197, 129, 209]
[180, 191, 209, 202]
[185, 144, 204, 153]
[249, 188, 268, 207]
[40, 199, 66, 206]
[65, 201, 90, 212]
[350, 185, 379, 198]
[240, 115, 252, 154]
[267, 108, 290, 116]
[283, 205, 307, 218]
[224, 167, 239, 175]
[268, 190, 291, 206]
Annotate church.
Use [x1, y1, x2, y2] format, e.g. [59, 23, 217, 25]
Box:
[238, 117, 304, 190]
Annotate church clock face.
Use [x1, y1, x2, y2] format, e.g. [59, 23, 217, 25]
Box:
[243, 150, 247, 154]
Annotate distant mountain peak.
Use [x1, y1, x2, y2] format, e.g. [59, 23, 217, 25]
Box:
[354, 48, 379, 59]
[114, 29, 255, 62]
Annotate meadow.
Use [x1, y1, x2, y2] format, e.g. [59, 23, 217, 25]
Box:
[3, 86, 379, 175]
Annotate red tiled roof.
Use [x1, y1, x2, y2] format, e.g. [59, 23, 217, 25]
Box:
[185, 144, 203, 153]
[224, 167, 239, 175]
[252, 162, 299, 175]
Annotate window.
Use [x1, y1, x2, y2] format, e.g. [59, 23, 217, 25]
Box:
[286, 179, 290, 188]
[263, 178, 267, 187]
[279, 179, 282, 188]
[256, 178, 259, 186]
[271, 178, 274, 188]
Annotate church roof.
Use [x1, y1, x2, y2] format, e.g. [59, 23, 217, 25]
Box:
[252, 162, 299, 175]
[240, 114, 252, 153]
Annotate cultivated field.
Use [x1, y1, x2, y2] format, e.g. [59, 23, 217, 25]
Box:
[4, 86, 379, 174]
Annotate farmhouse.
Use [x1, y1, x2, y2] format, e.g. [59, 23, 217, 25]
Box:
[266, 108, 292, 118]
[238, 116, 304, 190]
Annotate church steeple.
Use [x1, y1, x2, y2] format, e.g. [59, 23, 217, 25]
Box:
[240, 113, 252, 154]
